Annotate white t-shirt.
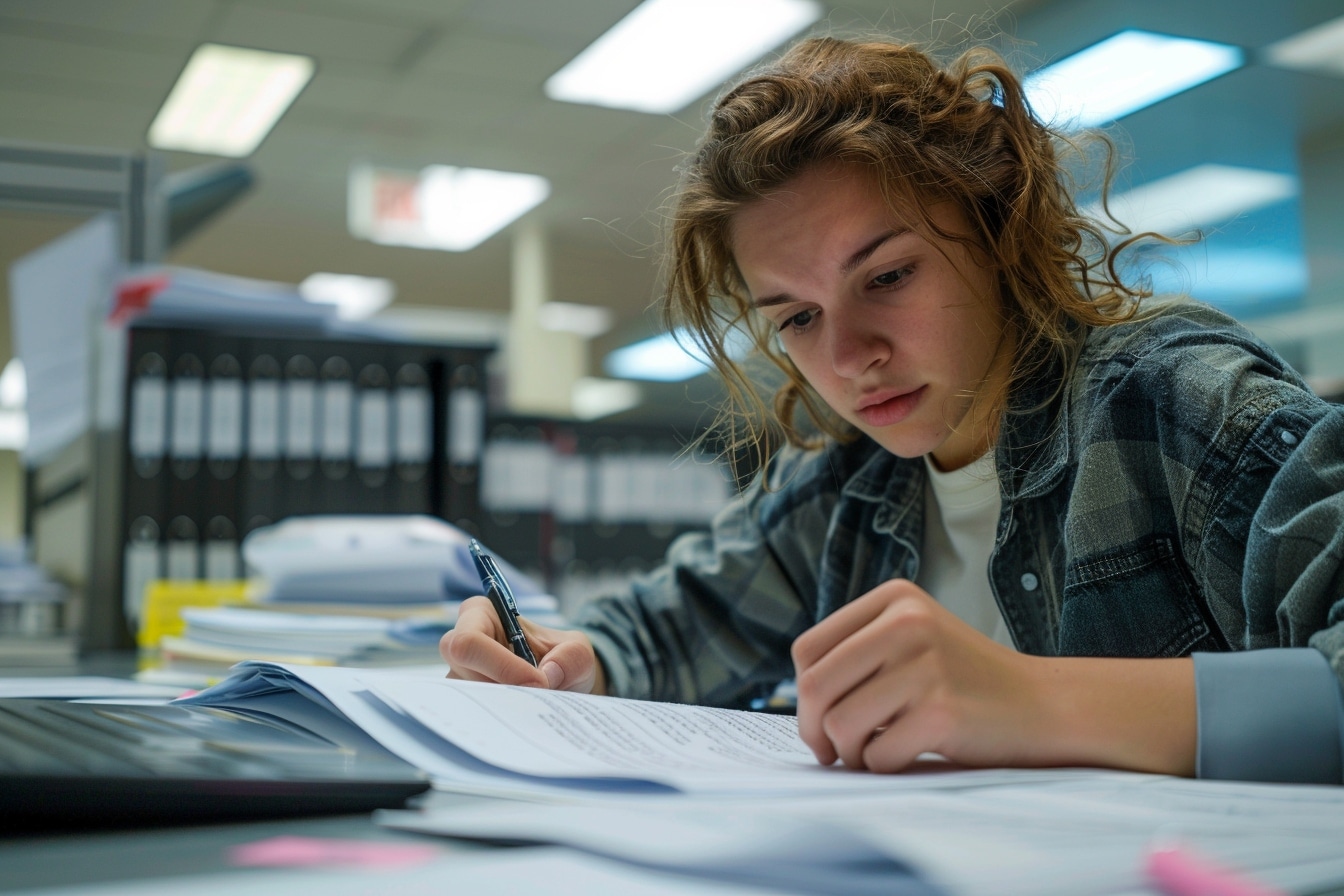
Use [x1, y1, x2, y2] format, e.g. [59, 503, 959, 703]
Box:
[914, 453, 1014, 647]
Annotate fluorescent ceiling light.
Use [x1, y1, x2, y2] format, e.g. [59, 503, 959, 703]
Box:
[538, 302, 614, 338]
[0, 358, 25, 409]
[1088, 164, 1297, 236]
[605, 330, 712, 381]
[1146, 246, 1308, 308]
[545, 0, 822, 114]
[148, 43, 314, 157]
[299, 273, 396, 320]
[348, 164, 550, 252]
[419, 166, 550, 251]
[1263, 15, 1344, 76]
[1025, 30, 1243, 129]
[572, 378, 642, 420]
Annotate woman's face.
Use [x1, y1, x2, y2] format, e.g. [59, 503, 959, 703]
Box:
[731, 164, 1007, 471]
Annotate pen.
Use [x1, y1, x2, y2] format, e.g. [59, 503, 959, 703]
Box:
[468, 539, 538, 667]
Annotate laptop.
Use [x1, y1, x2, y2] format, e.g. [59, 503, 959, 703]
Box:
[0, 697, 430, 830]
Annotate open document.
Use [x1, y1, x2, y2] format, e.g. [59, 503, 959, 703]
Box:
[178, 662, 1086, 798]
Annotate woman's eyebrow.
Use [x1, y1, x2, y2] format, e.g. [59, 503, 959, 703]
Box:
[752, 292, 792, 310]
[840, 229, 907, 277]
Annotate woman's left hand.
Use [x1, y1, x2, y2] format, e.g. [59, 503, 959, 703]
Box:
[791, 578, 1042, 772]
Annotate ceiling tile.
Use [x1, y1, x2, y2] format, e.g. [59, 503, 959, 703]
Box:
[0, 32, 185, 92]
[0, 0, 216, 41]
[211, 3, 433, 69]
[0, 88, 152, 147]
[461, 0, 640, 46]
[415, 29, 572, 87]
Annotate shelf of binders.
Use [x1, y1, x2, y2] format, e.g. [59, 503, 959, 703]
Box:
[119, 321, 491, 636]
[472, 416, 741, 617]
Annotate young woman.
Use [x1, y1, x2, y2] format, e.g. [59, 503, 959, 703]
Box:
[441, 36, 1344, 784]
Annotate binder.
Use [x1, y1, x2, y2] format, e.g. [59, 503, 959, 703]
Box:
[122, 515, 162, 627]
[203, 515, 240, 582]
[318, 354, 354, 485]
[355, 361, 391, 499]
[127, 350, 168, 480]
[205, 353, 244, 482]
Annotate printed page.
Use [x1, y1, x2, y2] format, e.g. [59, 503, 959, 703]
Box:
[188, 663, 1143, 797]
[367, 676, 836, 791]
[365, 676, 1092, 794]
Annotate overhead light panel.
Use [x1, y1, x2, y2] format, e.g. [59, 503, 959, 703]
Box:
[572, 378, 642, 420]
[0, 359, 26, 452]
[298, 273, 396, 320]
[0, 359, 24, 409]
[1263, 15, 1344, 76]
[348, 164, 550, 252]
[1146, 246, 1308, 309]
[604, 331, 712, 382]
[538, 302, 614, 338]
[1089, 164, 1297, 236]
[604, 327, 753, 382]
[545, 0, 822, 114]
[1025, 30, 1243, 129]
[148, 43, 314, 157]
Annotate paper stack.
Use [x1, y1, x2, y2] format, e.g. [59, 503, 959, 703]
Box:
[143, 515, 561, 686]
[155, 605, 451, 682]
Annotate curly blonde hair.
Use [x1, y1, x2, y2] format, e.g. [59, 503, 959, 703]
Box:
[662, 35, 1154, 472]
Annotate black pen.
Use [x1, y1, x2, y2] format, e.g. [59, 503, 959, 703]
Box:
[468, 539, 538, 667]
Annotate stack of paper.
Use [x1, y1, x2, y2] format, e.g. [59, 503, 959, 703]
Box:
[154, 607, 451, 683]
[242, 515, 559, 611]
[115, 266, 335, 329]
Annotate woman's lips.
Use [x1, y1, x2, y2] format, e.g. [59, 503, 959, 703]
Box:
[855, 386, 926, 428]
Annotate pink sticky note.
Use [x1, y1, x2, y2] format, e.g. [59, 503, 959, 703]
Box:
[229, 836, 441, 869]
[1145, 845, 1287, 896]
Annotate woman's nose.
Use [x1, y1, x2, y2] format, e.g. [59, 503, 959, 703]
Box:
[828, 313, 888, 378]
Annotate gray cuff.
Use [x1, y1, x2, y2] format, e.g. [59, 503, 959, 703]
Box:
[1194, 649, 1344, 784]
[581, 627, 636, 699]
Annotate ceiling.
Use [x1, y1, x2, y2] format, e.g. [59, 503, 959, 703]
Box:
[1, 0, 1342, 417]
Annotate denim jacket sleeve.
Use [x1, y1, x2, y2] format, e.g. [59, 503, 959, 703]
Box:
[1176, 344, 1344, 682]
[1080, 307, 1344, 680]
[569, 444, 841, 707]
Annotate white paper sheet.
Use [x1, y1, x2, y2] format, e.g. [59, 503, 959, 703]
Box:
[382, 777, 1344, 896]
[186, 663, 1125, 799]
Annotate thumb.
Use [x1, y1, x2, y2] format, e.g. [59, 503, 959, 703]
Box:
[538, 640, 598, 693]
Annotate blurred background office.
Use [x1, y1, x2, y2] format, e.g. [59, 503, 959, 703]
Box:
[1, 0, 1341, 663]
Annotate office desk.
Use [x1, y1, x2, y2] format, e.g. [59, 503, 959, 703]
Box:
[4, 655, 1343, 896]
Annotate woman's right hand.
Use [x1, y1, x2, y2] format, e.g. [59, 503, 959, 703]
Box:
[439, 596, 606, 694]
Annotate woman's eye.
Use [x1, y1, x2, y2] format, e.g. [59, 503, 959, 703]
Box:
[872, 267, 911, 287]
[780, 309, 816, 332]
